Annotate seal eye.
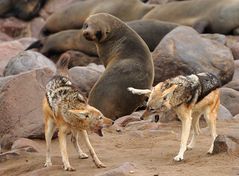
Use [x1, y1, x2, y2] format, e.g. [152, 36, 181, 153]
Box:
[83, 23, 88, 29]
[95, 30, 102, 41]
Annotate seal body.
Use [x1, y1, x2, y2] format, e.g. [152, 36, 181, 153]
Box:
[41, 0, 154, 36]
[82, 13, 154, 120]
[143, 0, 239, 34]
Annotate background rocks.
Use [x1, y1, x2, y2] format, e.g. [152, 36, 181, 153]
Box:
[152, 26, 234, 85]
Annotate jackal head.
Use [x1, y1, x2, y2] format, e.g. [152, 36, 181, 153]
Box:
[69, 105, 113, 137]
[128, 83, 178, 121]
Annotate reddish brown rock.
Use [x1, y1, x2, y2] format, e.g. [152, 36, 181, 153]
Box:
[213, 135, 239, 155]
[0, 40, 24, 75]
[233, 60, 239, 81]
[152, 26, 234, 86]
[0, 68, 54, 149]
[11, 138, 41, 153]
[29, 17, 45, 38]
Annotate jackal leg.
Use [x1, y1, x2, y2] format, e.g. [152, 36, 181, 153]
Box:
[187, 112, 201, 150]
[174, 106, 192, 161]
[71, 130, 88, 159]
[81, 130, 106, 168]
[58, 126, 75, 171]
[44, 116, 56, 167]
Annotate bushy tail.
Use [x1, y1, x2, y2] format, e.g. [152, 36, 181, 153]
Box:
[25, 40, 43, 50]
[56, 53, 71, 77]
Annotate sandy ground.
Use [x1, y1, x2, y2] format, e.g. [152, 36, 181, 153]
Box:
[0, 119, 239, 176]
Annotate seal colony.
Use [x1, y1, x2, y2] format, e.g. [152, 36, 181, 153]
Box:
[143, 0, 239, 34]
[82, 13, 154, 120]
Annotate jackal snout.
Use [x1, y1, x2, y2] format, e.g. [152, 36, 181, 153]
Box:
[69, 105, 113, 137]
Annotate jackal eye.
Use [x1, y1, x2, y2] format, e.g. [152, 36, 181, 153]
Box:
[163, 96, 167, 101]
[99, 116, 103, 120]
[85, 114, 89, 118]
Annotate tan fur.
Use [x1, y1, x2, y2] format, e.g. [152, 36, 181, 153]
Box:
[43, 97, 113, 171]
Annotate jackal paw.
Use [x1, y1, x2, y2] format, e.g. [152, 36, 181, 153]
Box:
[44, 161, 52, 167]
[63, 165, 76, 171]
[79, 153, 89, 159]
[174, 155, 184, 162]
[95, 161, 106, 168]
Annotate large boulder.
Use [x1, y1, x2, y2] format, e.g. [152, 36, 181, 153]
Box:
[153, 26, 234, 85]
[69, 64, 104, 97]
[3, 50, 56, 76]
[0, 68, 54, 149]
[233, 60, 239, 81]
[0, 40, 24, 75]
[220, 88, 239, 116]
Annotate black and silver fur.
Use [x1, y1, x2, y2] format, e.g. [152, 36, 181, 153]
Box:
[161, 72, 221, 108]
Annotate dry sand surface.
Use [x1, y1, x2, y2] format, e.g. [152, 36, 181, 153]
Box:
[0, 119, 239, 176]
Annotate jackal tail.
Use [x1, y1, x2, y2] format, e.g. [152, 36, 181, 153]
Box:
[56, 53, 71, 77]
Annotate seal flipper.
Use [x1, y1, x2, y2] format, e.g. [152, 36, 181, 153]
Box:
[25, 40, 43, 51]
[193, 20, 209, 33]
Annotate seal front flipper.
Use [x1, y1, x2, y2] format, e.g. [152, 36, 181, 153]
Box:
[192, 20, 209, 33]
[25, 40, 43, 51]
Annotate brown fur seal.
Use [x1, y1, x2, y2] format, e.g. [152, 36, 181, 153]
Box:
[143, 0, 239, 34]
[26, 19, 178, 58]
[41, 0, 155, 36]
[0, 0, 46, 20]
[82, 13, 154, 120]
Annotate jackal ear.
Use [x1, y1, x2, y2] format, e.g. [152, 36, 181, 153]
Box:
[162, 84, 178, 98]
[68, 109, 89, 120]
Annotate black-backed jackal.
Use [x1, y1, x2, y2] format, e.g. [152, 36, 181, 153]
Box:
[128, 73, 221, 161]
[43, 54, 113, 171]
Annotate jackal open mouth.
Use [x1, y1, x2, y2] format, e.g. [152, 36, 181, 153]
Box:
[95, 127, 104, 137]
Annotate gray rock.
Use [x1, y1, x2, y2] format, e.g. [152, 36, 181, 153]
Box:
[218, 104, 233, 121]
[213, 135, 239, 155]
[153, 26, 234, 85]
[220, 88, 239, 116]
[3, 50, 56, 76]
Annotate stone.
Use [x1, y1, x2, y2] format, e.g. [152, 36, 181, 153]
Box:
[0, 68, 54, 149]
[152, 26, 234, 86]
[3, 50, 56, 76]
[213, 135, 239, 155]
[220, 88, 239, 116]
[218, 104, 233, 121]
[69, 64, 104, 97]
[11, 138, 41, 153]
[0, 40, 24, 75]
[95, 162, 136, 176]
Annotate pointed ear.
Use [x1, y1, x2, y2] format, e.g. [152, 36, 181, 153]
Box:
[162, 84, 178, 97]
[68, 109, 89, 120]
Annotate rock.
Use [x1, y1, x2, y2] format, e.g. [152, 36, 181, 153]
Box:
[11, 138, 41, 152]
[230, 42, 239, 60]
[95, 162, 136, 176]
[0, 150, 20, 163]
[65, 50, 101, 68]
[152, 26, 234, 86]
[0, 17, 28, 38]
[17, 37, 38, 49]
[29, 17, 45, 38]
[233, 60, 239, 81]
[224, 80, 239, 91]
[125, 120, 161, 131]
[220, 88, 239, 116]
[0, 31, 12, 42]
[147, 0, 185, 4]
[233, 114, 239, 120]
[69, 64, 104, 97]
[201, 33, 226, 45]
[226, 36, 239, 49]
[0, 40, 24, 75]
[213, 135, 239, 155]
[0, 68, 54, 149]
[218, 105, 233, 121]
[3, 50, 56, 76]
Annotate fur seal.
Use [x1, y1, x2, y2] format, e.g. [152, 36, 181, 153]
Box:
[82, 13, 154, 120]
[0, 0, 46, 21]
[143, 0, 239, 34]
[41, 0, 155, 36]
[26, 19, 178, 59]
